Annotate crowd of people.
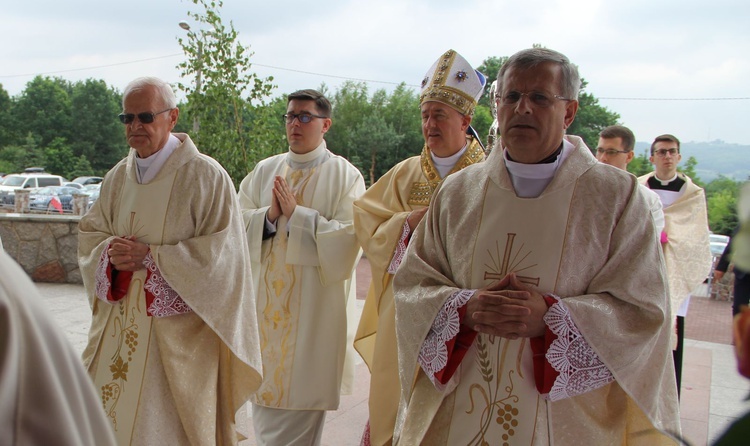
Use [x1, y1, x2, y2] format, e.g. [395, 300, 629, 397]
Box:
[5, 46, 745, 445]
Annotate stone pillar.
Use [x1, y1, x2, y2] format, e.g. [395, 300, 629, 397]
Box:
[14, 189, 30, 213]
[72, 193, 90, 216]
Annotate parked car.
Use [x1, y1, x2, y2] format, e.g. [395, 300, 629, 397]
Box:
[63, 182, 85, 190]
[710, 233, 731, 257]
[72, 176, 103, 186]
[83, 184, 101, 210]
[0, 173, 65, 206]
[28, 186, 79, 212]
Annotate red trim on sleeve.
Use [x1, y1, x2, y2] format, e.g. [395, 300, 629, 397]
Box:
[435, 305, 479, 385]
[531, 295, 560, 394]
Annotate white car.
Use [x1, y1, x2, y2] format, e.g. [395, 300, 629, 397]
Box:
[0, 173, 65, 205]
[709, 233, 730, 257]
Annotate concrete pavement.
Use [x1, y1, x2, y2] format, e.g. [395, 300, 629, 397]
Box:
[34, 261, 750, 446]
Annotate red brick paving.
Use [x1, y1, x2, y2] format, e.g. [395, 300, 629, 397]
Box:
[686, 291, 734, 345]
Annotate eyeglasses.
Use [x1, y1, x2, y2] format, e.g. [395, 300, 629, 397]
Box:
[118, 108, 173, 125]
[653, 148, 679, 157]
[497, 91, 572, 108]
[282, 113, 327, 124]
[596, 148, 630, 156]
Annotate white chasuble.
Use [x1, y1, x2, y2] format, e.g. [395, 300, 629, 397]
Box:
[92, 171, 176, 444]
[438, 184, 573, 445]
[254, 165, 321, 407]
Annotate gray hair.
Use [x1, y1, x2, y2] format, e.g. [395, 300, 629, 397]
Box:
[496, 48, 582, 100]
[122, 77, 177, 109]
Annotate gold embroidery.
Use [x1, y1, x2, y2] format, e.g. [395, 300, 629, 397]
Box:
[408, 136, 485, 206]
[99, 283, 146, 432]
[466, 336, 525, 445]
[255, 164, 322, 407]
[484, 234, 540, 286]
[122, 211, 148, 240]
[419, 50, 478, 116]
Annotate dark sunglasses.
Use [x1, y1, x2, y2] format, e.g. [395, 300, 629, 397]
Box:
[118, 108, 173, 124]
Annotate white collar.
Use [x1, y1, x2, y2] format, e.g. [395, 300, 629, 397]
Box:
[430, 143, 468, 178]
[135, 134, 181, 184]
[654, 172, 679, 186]
[503, 139, 574, 198]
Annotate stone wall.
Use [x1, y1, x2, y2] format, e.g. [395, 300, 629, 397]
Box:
[0, 213, 82, 283]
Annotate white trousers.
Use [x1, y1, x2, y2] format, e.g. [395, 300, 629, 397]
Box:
[252, 404, 326, 446]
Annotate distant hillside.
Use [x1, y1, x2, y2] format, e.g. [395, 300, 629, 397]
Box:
[634, 140, 750, 183]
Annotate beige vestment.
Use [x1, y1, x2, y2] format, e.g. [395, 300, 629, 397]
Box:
[238, 142, 365, 411]
[394, 136, 680, 445]
[0, 252, 116, 446]
[79, 134, 262, 445]
[353, 136, 484, 446]
[638, 172, 712, 315]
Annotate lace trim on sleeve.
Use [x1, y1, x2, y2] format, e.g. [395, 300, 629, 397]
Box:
[143, 252, 193, 318]
[544, 297, 615, 401]
[94, 244, 111, 302]
[387, 220, 411, 274]
[418, 289, 474, 386]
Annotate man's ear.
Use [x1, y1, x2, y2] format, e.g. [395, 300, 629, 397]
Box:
[462, 113, 472, 132]
[562, 100, 578, 129]
[321, 118, 332, 134]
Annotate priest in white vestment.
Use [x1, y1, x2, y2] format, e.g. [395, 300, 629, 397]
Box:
[0, 251, 116, 446]
[353, 49, 486, 446]
[78, 77, 262, 445]
[393, 48, 681, 445]
[238, 89, 365, 445]
[638, 134, 712, 395]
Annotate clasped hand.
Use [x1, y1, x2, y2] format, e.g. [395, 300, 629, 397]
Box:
[267, 176, 297, 223]
[462, 273, 548, 339]
[108, 236, 149, 271]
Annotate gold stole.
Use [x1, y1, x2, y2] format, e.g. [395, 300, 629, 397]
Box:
[253, 164, 321, 407]
[93, 171, 177, 444]
[447, 185, 573, 445]
[408, 137, 485, 206]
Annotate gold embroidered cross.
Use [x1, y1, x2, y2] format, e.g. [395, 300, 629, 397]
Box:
[484, 233, 540, 286]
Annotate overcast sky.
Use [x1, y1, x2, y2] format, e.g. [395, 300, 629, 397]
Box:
[2, 0, 749, 145]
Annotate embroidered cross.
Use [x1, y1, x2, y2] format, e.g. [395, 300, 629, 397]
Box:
[484, 233, 540, 286]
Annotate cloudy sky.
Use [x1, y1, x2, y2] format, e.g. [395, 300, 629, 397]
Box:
[2, 0, 749, 145]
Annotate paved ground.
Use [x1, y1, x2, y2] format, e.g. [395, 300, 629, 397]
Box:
[35, 260, 749, 446]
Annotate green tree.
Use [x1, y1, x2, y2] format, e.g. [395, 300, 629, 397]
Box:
[380, 83, 423, 172]
[678, 156, 704, 187]
[6, 134, 46, 171]
[69, 79, 126, 173]
[69, 155, 95, 179]
[176, 0, 276, 186]
[326, 81, 425, 183]
[476, 56, 507, 109]
[13, 76, 73, 148]
[326, 81, 373, 163]
[705, 176, 741, 235]
[0, 145, 24, 174]
[0, 84, 17, 148]
[42, 137, 77, 178]
[566, 83, 620, 151]
[708, 189, 738, 235]
[471, 105, 493, 149]
[350, 113, 403, 186]
[242, 96, 287, 172]
[627, 150, 653, 177]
